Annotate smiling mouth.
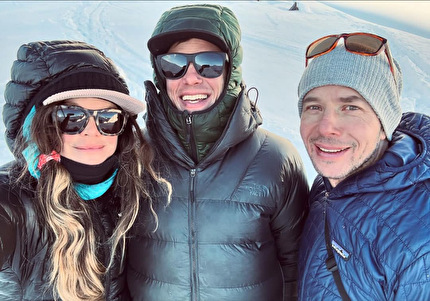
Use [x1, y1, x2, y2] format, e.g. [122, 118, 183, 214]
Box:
[75, 146, 104, 150]
[182, 94, 208, 103]
[317, 146, 350, 153]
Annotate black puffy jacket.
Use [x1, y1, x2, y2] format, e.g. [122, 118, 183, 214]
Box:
[0, 40, 131, 300]
[0, 167, 128, 300]
[126, 82, 309, 301]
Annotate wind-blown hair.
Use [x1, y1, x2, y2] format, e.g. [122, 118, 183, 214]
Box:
[13, 102, 171, 301]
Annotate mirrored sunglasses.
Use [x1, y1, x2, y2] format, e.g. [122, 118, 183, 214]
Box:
[156, 51, 228, 79]
[52, 105, 128, 136]
[306, 32, 396, 82]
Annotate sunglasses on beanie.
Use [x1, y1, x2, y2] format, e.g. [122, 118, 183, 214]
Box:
[305, 32, 396, 82]
[156, 51, 228, 79]
[52, 105, 128, 136]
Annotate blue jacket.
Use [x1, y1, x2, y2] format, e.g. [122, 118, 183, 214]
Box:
[298, 112, 430, 300]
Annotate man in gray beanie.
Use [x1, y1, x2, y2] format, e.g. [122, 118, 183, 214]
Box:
[296, 32, 430, 300]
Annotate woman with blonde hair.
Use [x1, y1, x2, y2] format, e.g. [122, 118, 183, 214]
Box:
[0, 40, 170, 300]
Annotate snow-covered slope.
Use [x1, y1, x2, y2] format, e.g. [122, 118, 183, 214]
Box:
[1, 1, 429, 183]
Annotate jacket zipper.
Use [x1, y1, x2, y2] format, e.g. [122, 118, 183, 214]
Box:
[186, 114, 198, 162]
[189, 168, 198, 301]
[323, 191, 330, 234]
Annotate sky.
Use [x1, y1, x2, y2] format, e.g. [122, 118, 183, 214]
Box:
[325, 1, 430, 39]
[1, 1, 429, 184]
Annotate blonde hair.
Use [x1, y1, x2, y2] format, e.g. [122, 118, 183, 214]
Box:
[15, 103, 171, 300]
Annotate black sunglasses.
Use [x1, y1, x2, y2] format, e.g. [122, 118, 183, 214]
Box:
[156, 51, 228, 79]
[52, 105, 128, 136]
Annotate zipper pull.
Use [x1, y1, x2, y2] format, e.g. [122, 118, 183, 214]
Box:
[190, 168, 196, 194]
[185, 113, 193, 146]
[185, 114, 198, 162]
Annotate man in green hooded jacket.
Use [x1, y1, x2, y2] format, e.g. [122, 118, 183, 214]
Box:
[127, 4, 309, 301]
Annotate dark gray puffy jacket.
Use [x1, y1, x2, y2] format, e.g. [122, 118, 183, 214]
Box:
[126, 82, 309, 301]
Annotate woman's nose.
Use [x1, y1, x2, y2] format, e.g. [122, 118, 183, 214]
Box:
[81, 117, 100, 135]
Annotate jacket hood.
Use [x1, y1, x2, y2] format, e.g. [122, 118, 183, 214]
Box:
[148, 4, 243, 99]
[3, 40, 135, 154]
[327, 112, 430, 197]
[146, 4, 244, 162]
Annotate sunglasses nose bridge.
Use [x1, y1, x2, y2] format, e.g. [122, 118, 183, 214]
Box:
[181, 60, 204, 82]
[186, 54, 201, 74]
[74, 109, 99, 135]
[80, 114, 100, 135]
[89, 110, 99, 122]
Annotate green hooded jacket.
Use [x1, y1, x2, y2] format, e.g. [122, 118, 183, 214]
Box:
[148, 4, 244, 162]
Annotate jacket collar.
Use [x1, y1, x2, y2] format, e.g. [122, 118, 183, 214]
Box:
[144, 80, 262, 170]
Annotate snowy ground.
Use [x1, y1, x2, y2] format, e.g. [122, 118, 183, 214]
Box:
[1, 1, 429, 183]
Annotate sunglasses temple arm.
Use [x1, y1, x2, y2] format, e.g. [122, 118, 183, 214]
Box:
[383, 44, 396, 83]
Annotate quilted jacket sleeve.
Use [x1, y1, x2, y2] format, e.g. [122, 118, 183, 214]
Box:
[0, 181, 17, 268]
[268, 133, 310, 301]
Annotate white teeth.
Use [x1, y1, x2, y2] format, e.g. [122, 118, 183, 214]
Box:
[182, 94, 208, 101]
[319, 147, 344, 153]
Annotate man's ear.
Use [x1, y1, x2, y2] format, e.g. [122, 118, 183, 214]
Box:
[379, 127, 387, 141]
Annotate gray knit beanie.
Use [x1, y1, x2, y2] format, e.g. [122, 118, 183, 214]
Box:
[297, 44, 403, 140]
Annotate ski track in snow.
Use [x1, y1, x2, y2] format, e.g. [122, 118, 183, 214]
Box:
[66, 2, 148, 100]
